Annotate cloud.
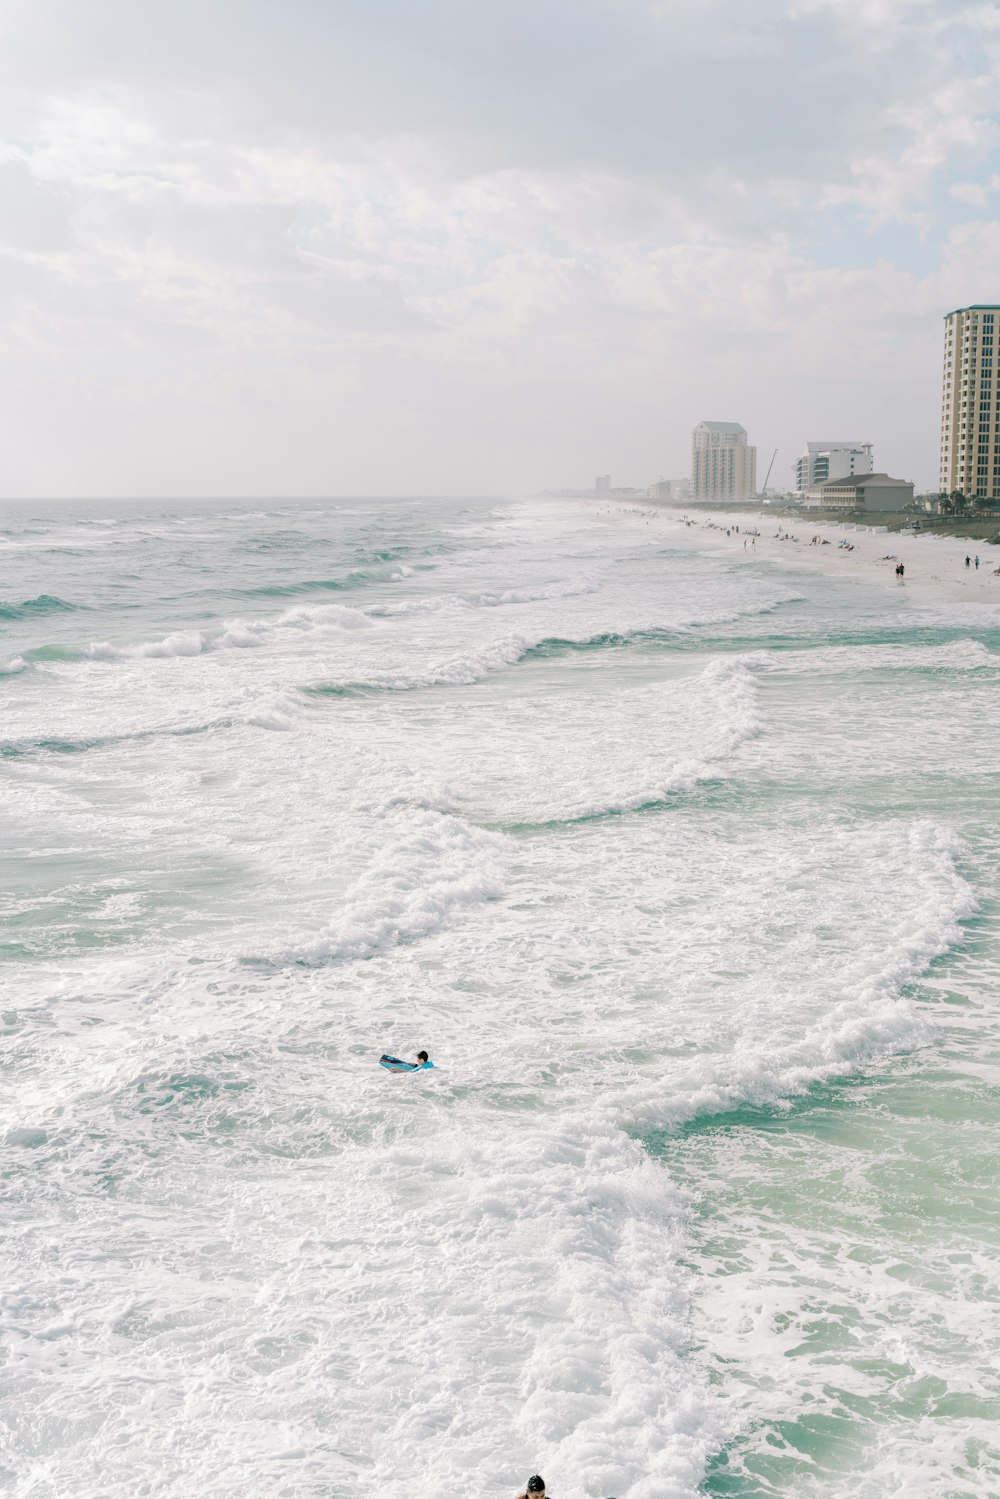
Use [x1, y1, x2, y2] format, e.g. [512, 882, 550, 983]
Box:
[0, 0, 999, 494]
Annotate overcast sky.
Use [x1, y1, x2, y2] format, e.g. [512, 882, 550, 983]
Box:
[2, 0, 999, 497]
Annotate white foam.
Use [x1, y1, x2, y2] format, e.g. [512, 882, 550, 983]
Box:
[620, 819, 976, 1137]
[316, 632, 534, 692]
[3, 495, 998, 1499]
[764, 638, 997, 674]
[343, 653, 763, 826]
[270, 802, 508, 964]
[564, 653, 761, 818]
[84, 603, 373, 661]
[366, 577, 597, 619]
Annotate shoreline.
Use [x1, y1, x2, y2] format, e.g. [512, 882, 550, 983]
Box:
[581, 499, 1000, 609]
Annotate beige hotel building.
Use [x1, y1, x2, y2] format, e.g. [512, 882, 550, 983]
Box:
[940, 305, 1000, 499]
[691, 421, 757, 502]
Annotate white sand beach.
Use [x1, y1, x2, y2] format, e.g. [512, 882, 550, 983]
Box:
[587, 500, 1000, 609]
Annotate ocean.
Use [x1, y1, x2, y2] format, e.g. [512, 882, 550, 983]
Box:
[2, 495, 998, 1499]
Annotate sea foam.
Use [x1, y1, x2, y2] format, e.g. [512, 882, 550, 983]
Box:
[269, 802, 507, 965]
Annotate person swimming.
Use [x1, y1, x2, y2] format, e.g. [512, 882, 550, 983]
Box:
[413, 1051, 433, 1069]
[516, 1477, 547, 1499]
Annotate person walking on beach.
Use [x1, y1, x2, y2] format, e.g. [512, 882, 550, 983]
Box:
[895, 562, 905, 580]
[976, 555, 980, 569]
[966, 554, 971, 568]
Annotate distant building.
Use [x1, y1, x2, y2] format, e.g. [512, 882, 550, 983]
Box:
[940, 305, 1000, 499]
[795, 442, 873, 491]
[647, 478, 691, 501]
[804, 473, 915, 511]
[595, 474, 611, 495]
[691, 422, 756, 502]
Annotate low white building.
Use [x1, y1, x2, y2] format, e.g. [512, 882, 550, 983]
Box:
[795, 442, 873, 491]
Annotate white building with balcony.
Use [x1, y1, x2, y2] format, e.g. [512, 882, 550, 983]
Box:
[795, 442, 873, 492]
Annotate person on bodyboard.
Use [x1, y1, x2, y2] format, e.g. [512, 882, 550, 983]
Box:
[378, 1051, 433, 1072]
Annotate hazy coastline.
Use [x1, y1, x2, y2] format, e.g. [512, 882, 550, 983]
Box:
[582, 498, 1000, 608]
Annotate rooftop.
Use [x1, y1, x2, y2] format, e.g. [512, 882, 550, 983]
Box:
[817, 472, 910, 489]
[803, 440, 869, 453]
[695, 421, 746, 432]
[944, 305, 1000, 318]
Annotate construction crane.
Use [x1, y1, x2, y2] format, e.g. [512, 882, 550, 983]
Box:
[760, 448, 778, 498]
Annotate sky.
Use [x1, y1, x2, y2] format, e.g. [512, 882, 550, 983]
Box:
[2, 0, 1000, 497]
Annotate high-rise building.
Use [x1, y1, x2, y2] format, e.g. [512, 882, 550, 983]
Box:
[940, 305, 1000, 499]
[691, 422, 756, 502]
[795, 442, 872, 491]
[595, 474, 611, 495]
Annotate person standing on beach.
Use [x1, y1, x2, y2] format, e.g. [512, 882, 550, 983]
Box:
[976, 555, 980, 569]
[966, 555, 971, 568]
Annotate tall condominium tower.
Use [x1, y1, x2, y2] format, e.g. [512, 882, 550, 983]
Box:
[691, 421, 757, 502]
[940, 305, 1000, 499]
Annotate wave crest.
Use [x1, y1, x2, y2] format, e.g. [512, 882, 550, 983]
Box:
[0, 594, 80, 620]
[266, 804, 506, 965]
[84, 604, 373, 661]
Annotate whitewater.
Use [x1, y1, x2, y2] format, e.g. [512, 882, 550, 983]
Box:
[1, 495, 998, 1499]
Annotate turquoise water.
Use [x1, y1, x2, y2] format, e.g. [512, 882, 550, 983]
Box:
[1, 496, 998, 1498]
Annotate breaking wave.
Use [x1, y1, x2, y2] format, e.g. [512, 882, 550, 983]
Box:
[265, 802, 507, 966]
[498, 655, 764, 828]
[304, 633, 535, 695]
[84, 604, 373, 660]
[366, 577, 598, 617]
[628, 820, 977, 1136]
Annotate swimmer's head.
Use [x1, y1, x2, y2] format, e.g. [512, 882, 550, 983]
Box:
[416, 1051, 428, 1063]
[527, 1479, 545, 1494]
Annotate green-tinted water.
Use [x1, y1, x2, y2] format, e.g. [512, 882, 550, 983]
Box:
[649, 940, 1000, 1498]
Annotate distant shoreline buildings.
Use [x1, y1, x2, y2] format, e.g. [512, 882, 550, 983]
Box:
[545, 307, 1000, 513]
